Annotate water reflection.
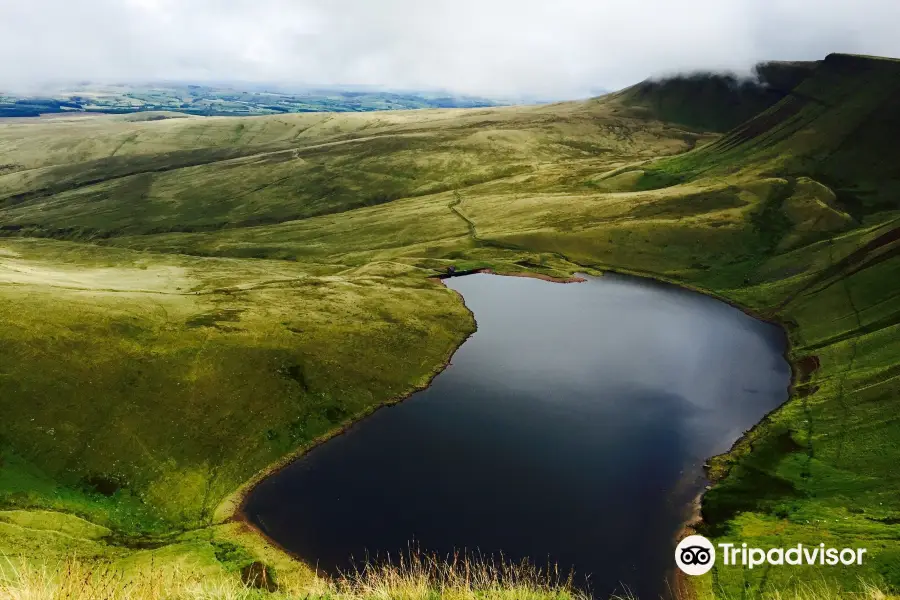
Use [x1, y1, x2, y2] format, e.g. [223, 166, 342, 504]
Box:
[244, 273, 790, 599]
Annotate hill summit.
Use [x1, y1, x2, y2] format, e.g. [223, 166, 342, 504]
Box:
[617, 60, 819, 132]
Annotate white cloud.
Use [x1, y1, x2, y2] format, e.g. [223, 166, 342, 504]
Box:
[2, 0, 899, 98]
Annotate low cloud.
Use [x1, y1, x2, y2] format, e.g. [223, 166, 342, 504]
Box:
[3, 0, 899, 98]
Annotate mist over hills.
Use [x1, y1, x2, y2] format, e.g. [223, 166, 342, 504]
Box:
[0, 59, 822, 127]
[618, 60, 820, 132]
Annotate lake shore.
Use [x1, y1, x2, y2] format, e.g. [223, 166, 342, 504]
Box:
[232, 267, 791, 599]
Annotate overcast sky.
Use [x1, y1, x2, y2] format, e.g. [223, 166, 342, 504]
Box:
[3, 0, 899, 99]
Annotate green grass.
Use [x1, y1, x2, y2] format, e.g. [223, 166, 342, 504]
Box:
[0, 552, 591, 600]
[0, 239, 478, 534]
[0, 53, 899, 598]
[0, 554, 894, 600]
[613, 60, 818, 133]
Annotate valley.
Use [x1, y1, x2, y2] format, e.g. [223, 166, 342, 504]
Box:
[0, 53, 899, 599]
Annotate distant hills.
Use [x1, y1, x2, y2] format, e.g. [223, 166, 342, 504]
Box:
[0, 62, 829, 123]
[0, 83, 503, 118]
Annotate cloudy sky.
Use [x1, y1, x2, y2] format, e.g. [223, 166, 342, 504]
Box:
[3, 0, 899, 98]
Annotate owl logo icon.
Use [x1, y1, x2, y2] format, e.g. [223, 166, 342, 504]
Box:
[675, 535, 716, 575]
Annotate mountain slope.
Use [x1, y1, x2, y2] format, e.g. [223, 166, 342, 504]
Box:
[0, 102, 702, 239]
[0, 54, 899, 598]
[616, 60, 818, 133]
[613, 53, 900, 595]
[647, 53, 900, 213]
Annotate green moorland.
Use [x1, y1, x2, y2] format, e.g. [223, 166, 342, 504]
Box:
[0, 53, 898, 599]
[614, 60, 819, 133]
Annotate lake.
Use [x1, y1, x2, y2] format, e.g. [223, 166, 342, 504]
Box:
[243, 273, 790, 598]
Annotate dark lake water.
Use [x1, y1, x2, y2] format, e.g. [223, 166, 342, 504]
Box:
[243, 273, 790, 599]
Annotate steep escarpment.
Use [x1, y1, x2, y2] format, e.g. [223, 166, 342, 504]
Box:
[649, 53, 900, 211]
[616, 60, 818, 132]
[637, 53, 900, 595]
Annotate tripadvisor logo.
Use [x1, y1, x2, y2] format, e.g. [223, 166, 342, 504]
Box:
[675, 535, 868, 576]
[675, 535, 716, 575]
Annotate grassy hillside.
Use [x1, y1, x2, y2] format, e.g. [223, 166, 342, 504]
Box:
[0, 53, 899, 598]
[616, 61, 818, 133]
[0, 102, 702, 240]
[0, 98, 702, 595]
[588, 53, 900, 594]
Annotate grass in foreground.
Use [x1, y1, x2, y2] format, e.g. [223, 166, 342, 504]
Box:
[1, 554, 895, 600]
[0, 553, 587, 600]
